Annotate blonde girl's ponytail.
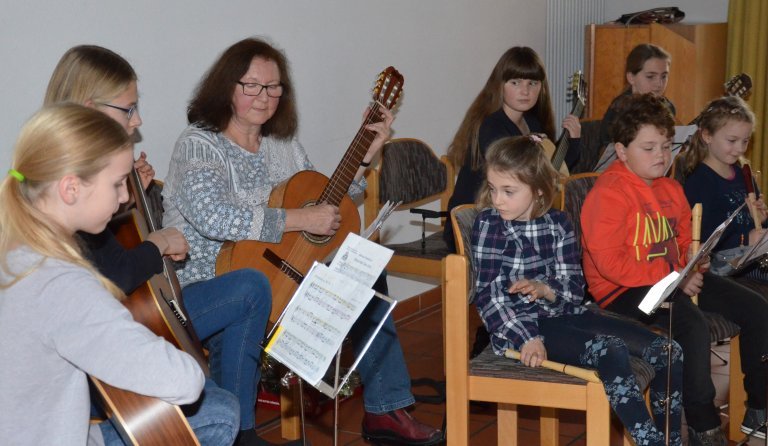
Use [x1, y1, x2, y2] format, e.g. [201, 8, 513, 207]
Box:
[0, 103, 132, 299]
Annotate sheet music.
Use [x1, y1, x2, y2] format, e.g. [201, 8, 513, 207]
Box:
[265, 262, 375, 385]
[595, 125, 698, 173]
[330, 232, 394, 288]
[638, 201, 746, 315]
[361, 200, 401, 239]
[734, 226, 768, 270]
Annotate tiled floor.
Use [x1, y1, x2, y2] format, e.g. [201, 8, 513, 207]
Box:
[255, 306, 762, 445]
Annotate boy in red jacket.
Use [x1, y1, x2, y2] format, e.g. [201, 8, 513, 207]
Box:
[581, 93, 768, 445]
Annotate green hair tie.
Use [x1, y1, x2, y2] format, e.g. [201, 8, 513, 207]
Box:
[8, 169, 25, 182]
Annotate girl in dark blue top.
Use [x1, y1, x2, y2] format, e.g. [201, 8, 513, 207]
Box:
[680, 96, 767, 277]
[445, 46, 581, 251]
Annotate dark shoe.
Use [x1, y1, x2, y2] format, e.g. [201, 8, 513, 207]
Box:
[362, 409, 443, 445]
[741, 407, 767, 439]
[236, 429, 309, 446]
[687, 426, 727, 446]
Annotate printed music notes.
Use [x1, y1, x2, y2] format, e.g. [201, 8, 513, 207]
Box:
[265, 233, 394, 386]
[638, 202, 746, 315]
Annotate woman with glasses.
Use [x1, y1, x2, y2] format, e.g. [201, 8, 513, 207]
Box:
[44, 45, 279, 446]
[162, 37, 443, 446]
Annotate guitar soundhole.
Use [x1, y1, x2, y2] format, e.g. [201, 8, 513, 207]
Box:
[301, 200, 332, 245]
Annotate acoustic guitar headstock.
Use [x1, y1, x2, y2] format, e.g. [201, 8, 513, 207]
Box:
[570, 70, 587, 107]
[725, 73, 752, 98]
[373, 67, 404, 110]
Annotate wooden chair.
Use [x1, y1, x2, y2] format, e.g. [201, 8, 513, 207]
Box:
[559, 173, 747, 442]
[445, 204, 655, 445]
[363, 138, 455, 281]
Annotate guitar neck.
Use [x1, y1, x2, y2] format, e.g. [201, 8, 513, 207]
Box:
[318, 102, 384, 205]
[551, 101, 585, 171]
[130, 168, 159, 232]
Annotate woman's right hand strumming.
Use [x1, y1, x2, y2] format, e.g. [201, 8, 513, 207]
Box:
[285, 203, 341, 235]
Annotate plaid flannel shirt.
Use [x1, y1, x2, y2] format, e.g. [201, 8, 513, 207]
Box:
[471, 208, 586, 354]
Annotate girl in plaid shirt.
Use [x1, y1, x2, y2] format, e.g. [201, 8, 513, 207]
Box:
[471, 135, 683, 445]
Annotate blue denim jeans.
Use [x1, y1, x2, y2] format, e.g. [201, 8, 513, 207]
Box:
[183, 268, 271, 430]
[100, 378, 239, 446]
[351, 273, 415, 414]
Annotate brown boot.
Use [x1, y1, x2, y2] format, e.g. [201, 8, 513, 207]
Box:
[362, 408, 443, 445]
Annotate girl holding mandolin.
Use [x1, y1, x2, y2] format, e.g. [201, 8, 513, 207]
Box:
[162, 37, 442, 446]
[444, 46, 582, 253]
[44, 45, 275, 446]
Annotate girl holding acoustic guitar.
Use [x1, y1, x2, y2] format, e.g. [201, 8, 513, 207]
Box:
[444, 46, 582, 253]
[44, 45, 274, 446]
[0, 104, 213, 445]
[162, 37, 442, 446]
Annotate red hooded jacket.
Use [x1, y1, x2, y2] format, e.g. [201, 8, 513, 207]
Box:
[581, 160, 692, 307]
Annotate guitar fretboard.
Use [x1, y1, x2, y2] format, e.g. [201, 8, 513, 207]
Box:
[318, 102, 384, 205]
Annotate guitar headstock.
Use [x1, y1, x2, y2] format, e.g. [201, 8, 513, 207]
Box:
[725, 73, 752, 98]
[373, 67, 404, 110]
[570, 71, 586, 102]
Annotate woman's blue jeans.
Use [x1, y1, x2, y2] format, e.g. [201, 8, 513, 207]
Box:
[183, 268, 271, 430]
[351, 273, 416, 414]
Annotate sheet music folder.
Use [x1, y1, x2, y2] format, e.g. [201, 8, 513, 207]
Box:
[262, 233, 396, 398]
[638, 202, 746, 315]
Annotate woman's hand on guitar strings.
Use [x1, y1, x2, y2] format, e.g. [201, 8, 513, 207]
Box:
[363, 105, 395, 162]
[147, 227, 189, 261]
[287, 204, 341, 236]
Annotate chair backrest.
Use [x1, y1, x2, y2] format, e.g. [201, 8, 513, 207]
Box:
[573, 119, 605, 174]
[363, 138, 455, 233]
[559, 173, 600, 253]
[450, 204, 479, 302]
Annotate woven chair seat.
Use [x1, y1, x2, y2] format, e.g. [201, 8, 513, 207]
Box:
[384, 231, 451, 260]
[470, 347, 655, 392]
[703, 312, 740, 343]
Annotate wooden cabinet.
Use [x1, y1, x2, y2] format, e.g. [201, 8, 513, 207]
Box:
[584, 22, 728, 123]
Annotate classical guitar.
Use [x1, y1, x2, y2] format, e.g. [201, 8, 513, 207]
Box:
[110, 169, 209, 374]
[89, 377, 199, 446]
[216, 67, 404, 323]
[548, 70, 587, 175]
[91, 169, 211, 445]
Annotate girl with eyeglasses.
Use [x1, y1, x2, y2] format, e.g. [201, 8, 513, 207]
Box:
[45, 44, 276, 446]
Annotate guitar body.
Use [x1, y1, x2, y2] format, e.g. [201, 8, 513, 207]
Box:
[109, 210, 210, 374]
[91, 377, 199, 446]
[539, 138, 569, 176]
[216, 170, 361, 323]
[216, 66, 403, 325]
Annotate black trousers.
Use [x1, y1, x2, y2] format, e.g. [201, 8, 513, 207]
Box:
[606, 272, 768, 432]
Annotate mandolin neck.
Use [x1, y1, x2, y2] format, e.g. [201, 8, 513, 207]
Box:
[551, 101, 585, 171]
[318, 102, 384, 206]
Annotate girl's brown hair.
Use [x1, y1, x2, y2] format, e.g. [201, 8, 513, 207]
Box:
[447, 47, 555, 171]
[476, 135, 559, 219]
[187, 37, 298, 138]
[625, 44, 671, 76]
[0, 103, 131, 298]
[678, 96, 755, 177]
[611, 93, 676, 147]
